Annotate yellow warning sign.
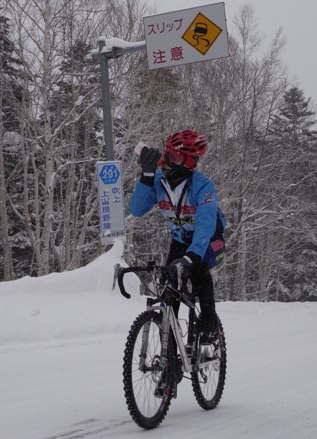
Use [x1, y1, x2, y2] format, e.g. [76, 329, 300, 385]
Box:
[182, 12, 222, 55]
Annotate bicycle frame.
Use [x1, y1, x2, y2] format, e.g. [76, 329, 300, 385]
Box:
[119, 262, 227, 430]
[143, 297, 219, 375]
[114, 263, 220, 376]
[146, 301, 193, 373]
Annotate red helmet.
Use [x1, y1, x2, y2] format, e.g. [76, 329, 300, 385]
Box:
[160, 130, 207, 169]
[166, 129, 208, 157]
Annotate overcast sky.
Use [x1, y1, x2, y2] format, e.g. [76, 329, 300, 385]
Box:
[145, 0, 317, 108]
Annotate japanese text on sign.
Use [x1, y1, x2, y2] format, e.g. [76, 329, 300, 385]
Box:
[153, 47, 184, 65]
[146, 18, 183, 35]
[96, 161, 125, 245]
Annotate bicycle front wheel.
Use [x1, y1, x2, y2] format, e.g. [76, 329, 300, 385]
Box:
[123, 310, 174, 430]
[191, 319, 227, 410]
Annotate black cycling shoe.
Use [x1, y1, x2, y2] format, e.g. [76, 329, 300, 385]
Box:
[200, 329, 219, 345]
[175, 354, 183, 384]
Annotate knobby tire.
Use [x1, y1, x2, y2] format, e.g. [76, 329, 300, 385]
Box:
[123, 310, 175, 430]
[191, 319, 227, 410]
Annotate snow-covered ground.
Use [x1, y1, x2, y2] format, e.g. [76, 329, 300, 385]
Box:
[1, 241, 316, 439]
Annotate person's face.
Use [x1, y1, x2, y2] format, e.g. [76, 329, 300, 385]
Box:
[161, 150, 198, 172]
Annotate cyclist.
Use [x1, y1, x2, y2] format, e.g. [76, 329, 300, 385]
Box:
[129, 129, 226, 344]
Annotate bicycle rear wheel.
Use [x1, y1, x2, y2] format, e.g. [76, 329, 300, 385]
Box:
[191, 319, 227, 410]
[123, 310, 174, 429]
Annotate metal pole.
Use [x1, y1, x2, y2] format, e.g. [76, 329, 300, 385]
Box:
[93, 38, 146, 161]
[98, 40, 114, 160]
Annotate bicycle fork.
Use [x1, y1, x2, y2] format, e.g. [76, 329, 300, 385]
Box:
[138, 300, 194, 374]
[138, 299, 168, 372]
[137, 303, 172, 372]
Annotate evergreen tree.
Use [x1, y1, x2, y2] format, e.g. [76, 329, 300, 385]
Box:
[0, 12, 27, 280]
[268, 87, 317, 300]
[0, 14, 23, 130]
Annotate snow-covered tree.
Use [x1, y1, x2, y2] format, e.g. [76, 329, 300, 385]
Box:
[0, 10, 25, 280]
[2, 0, 152, 277]
[267, 87, 317, 300]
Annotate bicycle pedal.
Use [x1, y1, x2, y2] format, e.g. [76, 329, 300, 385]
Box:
[172, 383, 178, 399]
[154, 387, 165, 398]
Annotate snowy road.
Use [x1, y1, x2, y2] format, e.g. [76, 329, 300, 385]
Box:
[1, 247, 317, 438]
[2, 301, 317, 439]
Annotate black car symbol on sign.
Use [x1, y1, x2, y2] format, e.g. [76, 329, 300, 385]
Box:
[193, 22, 210, 48]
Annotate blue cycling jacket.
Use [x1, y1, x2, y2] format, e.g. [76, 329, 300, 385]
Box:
[129, 169, 226, 259]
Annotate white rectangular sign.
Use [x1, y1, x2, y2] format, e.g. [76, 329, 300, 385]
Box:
[96, 161, 125, 245]
[144, 2, 229, 70]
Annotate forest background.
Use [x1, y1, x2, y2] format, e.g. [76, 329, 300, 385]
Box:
[0, 0, 316, 302]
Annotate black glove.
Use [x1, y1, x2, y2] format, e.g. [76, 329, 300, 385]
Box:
[167, 253, 200, 291]
[139, 147, 161, 186]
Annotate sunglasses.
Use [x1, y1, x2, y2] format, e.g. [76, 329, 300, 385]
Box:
[163, 150, 185, 165]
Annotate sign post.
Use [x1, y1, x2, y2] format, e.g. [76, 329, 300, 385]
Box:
[92, 38, 146, 245]
[91, 37, 146, 160]
[143, 2, 229, 70]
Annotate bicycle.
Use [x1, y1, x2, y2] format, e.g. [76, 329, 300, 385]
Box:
[113, 260, 227, 430]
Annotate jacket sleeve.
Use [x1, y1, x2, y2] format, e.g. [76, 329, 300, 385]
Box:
[186, 179, 218, 258]
[129, 180, 157, 217]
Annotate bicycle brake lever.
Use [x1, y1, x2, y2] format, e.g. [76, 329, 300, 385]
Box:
[112, 263, 120, 290]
